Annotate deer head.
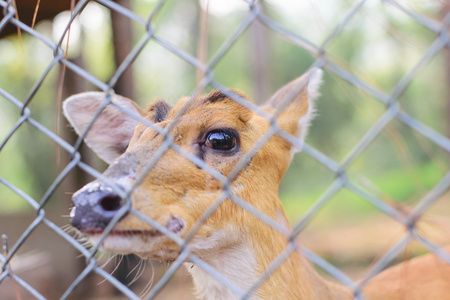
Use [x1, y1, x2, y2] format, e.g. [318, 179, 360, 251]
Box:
[64, 68, 323, 298]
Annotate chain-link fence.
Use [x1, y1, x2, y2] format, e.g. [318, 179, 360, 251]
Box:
[1, 0, 450, 299]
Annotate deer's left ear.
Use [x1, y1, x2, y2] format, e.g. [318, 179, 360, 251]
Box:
[263, 68, 323, 152]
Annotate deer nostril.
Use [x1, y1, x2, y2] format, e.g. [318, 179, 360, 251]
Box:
[99, 195, 122, 212]
[71, 183, 129, 232]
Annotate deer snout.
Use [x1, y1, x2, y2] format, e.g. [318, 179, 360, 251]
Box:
[70, 182, 126, 233]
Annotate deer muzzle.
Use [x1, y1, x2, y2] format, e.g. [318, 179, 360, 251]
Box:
[70, 182, 126, 233]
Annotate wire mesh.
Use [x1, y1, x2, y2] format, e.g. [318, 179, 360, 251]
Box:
[1, 0, 449, 299]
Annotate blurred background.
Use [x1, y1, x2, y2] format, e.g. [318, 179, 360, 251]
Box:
[0, 0, 449, 299]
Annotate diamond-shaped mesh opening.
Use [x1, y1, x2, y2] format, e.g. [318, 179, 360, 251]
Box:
[397, 49, 448, 133]
[263, 0, 353, 46]
[134, 39, 198, 101]
[347, 119, 450, 205]
[298, 187, 405, 279]
[309, 71, 387, 161]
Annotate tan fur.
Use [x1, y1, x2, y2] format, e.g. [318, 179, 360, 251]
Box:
[362, 246, 450, 300]
[64, 68, 450, 299]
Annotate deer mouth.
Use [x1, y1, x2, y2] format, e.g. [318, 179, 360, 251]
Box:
[86, 216, 185, 257]
[86, 229, 162, 236]
[85, 215, 185, 239]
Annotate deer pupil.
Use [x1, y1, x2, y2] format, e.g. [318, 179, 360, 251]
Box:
[206, 130, 236, 151]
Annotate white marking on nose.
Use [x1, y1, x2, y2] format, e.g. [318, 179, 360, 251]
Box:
[114, 175, 134, 192]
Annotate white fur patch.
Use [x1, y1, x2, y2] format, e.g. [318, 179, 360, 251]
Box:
[89, 233, 179, 260]
[293, 68, 323, 154]
[307, 68, 323, 100]
[90, 233, 147, 255]
[187, 228, 261, 300]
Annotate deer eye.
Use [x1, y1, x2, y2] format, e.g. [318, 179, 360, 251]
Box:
[205, 129, 237, 151]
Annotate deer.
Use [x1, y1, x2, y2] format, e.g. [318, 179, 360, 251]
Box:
[63, 68, 450, 300]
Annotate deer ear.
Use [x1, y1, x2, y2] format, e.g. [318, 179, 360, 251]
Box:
[63, 92, 145, 164]
[263, 68, 323, 152]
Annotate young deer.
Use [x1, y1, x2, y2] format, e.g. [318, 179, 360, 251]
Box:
[64, 69, 450, 299]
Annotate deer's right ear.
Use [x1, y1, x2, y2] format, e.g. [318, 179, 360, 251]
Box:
[63, 92, 145, 164]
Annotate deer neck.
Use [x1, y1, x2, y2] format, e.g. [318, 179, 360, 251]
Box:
[186, 239, 260, 300]
[185, 193, 352, 300]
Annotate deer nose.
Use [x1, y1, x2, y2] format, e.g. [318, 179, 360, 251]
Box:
[70, 182, 126, 233]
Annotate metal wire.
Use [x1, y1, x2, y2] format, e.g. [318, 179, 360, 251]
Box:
[0, 0, 449, 299]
